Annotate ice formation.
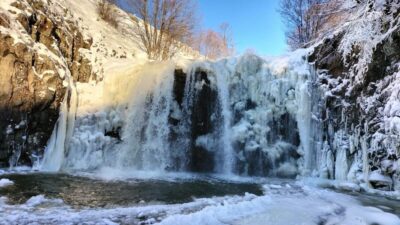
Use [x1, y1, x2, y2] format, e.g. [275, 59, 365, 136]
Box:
[39, 49, 320, 178]
[41, 76, 78, 171]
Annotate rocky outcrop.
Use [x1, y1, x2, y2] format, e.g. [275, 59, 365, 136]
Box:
[0, 33, 63, 167]
[0, 0, 93, 167]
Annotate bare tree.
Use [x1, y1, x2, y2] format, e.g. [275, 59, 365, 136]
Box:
[219, 23, 235, 56]
[194, 23, 235, 60]
[201, 30, 222, 59]
[279, 0, 343, 49]
[128, 0, 198, 60]
[279, 0, 315, 49]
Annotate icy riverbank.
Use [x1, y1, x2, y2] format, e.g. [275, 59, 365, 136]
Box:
[0, 176, 398, 225]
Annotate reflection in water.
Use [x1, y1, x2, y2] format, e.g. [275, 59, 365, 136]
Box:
[0, 173, 262, 208]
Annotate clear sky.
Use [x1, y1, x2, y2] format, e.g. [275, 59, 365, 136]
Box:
[197, 0, 288, 56]
[117, 0, 288, 56]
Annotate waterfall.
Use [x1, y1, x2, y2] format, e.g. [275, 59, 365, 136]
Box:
[41, 78, 78, 171]
[61, 62, 180, 172]
[115, 62, 176, 171]
[42, 52, 320, 178]
[213, 61, 235, 174]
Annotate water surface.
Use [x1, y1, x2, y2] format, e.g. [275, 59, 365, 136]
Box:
[0, 173, 263, 208]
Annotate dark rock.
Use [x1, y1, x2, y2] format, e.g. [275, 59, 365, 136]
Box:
[0, 0, 94, 166]
[309, 33, 346, 78]
[189, 70, 218, 172]
[172, 69, 186, 107]
[105, 127, 121, 141]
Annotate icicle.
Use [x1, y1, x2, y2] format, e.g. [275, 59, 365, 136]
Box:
[296, 77, 313, 175]
[362, 122, 371, 187]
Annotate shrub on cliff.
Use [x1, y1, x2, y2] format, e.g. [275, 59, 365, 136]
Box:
[97, 0, 118, 28]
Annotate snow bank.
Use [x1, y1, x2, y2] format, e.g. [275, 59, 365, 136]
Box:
[0, 179, 13, 188]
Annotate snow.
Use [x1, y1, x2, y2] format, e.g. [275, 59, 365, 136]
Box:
[333, 0, 400, 87]
[369, 170, 393, 184]
[62, 0, 146, 79]
[25, 195, 64, 207]
[62, 0, 199, 79]
[0, 179, 13, 188]
[0, 184, 398, 225]
[0, 0, 72, 82]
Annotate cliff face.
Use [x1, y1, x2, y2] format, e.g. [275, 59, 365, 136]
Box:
[309, 1, 400, 190]
[0, 0, 93, 167]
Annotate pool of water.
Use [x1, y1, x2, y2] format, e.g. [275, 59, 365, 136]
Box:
[1, 172, 400, 225]
[0, 173, 263, 208]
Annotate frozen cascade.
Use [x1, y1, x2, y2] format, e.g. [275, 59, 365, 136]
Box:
[295, 72, 313, 175]
[213, 61, 235, 174]
[63, 62, 179, 172]
[178, 61, 236, 174]
[42, 51, 324, 177]
[40, 96, 68, 171]
[41, 79, 78, 171]
[115, 63, 176, 171]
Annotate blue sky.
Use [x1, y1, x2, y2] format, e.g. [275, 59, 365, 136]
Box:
[198, 0, 288, 56]
[117, 0, 288, 56]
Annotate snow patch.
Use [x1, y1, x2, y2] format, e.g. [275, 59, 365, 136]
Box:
[0, 179, 13, 187]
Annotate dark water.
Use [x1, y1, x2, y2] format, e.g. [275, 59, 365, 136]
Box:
[0, 173, 263, 208]
[343, 191, 400, 215]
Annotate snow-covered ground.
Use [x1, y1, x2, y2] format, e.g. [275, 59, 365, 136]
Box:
[1, 0, 202, 71]
[0, 182, 398, 225]
[62, 0, 200, 79]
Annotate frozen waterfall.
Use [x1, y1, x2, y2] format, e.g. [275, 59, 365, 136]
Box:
[41, 51, 320, 177]
[41, 75, 78, 171]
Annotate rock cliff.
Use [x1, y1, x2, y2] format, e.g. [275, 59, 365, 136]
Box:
[309, 0, 400, 190]
[0, 0, 93, 166]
